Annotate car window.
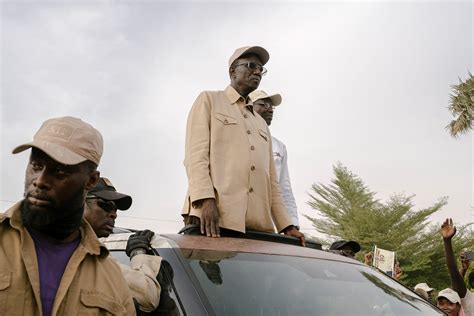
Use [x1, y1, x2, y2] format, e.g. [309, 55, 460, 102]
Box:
[181, 250, 442, 316]
[108, 250, 184, 316]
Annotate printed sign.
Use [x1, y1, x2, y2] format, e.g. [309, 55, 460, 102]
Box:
[373, 245, 395, 277]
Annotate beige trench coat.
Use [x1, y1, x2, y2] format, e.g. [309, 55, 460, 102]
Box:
[183, 86, 292, 233]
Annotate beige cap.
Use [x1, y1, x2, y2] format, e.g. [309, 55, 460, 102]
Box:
[228, 46, 270, 67]
[437, 288, 461, 304]
[12, 116, 103, 165]
[249, 90, 282, 106]
[414, 283, 434, 293]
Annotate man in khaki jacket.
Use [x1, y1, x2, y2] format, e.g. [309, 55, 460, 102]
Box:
[0, 117, 135, 315]
[182, 46, 304, 245]
[84, 177, 162, 313]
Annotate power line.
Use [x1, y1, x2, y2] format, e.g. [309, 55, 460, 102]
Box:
[0, 199, 16, 204]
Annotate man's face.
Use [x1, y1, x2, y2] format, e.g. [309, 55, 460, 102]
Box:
[230, 54, 265, 94]
[84, 197, 118, 238]
[437, 298, 460, 316]
[339, 245, 356, 258]
[253, 98, 274, 126]
[22, 148, 97, 239]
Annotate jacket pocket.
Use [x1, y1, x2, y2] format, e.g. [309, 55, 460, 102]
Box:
[0, 272, 12, 315]
[215, 113, 237, 125]
[79, 289, 126, 315]
[258, 129, 269, 142]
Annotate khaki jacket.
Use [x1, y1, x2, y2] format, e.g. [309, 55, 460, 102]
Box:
[183, 86, 292, 233]
[0, 202, 136, 316]
[114, 251, 162, 312]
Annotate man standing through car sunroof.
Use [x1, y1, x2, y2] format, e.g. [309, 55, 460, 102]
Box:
[250, 90, 300, 230]
[0, 116, 135, 315]
[182, 46, 304, 246]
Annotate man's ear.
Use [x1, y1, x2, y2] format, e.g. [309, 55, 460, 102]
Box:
[229, 66, 235, 79]
[85, 170, 100, 191]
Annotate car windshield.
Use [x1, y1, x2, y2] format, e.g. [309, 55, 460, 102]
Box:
[180, 250, 442, 316]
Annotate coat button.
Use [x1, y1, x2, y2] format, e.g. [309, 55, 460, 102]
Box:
[251, 166, 255, 171]
[249, 187, 254, 193]
[224, 119, 228, 124]
[243, 114, 248, 118]
[247, 130, 251, 134]
[250, 145, 255, 150]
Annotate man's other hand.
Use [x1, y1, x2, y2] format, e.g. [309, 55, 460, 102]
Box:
[441, 218, 456, 240]
[284, 226, 305, 247]
[201, 198, 220, 237]
[364, 251, 374, 266]
[126, 229, 155, 258]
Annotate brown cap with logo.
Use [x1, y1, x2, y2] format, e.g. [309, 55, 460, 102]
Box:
[228, 46, 270, 67]
[89, 177, 132, 211]
[249, 90, 282, 106]
[12, 116, 103, 165]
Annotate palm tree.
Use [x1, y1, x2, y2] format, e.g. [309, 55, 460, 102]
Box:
[447, 72, 474, 137]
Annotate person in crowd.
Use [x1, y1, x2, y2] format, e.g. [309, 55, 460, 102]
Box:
[441, 218, 474, 315]
[84, 177, 162, 313]
[249, 89, 300, 229]
[363, 250, 403, 280]
[460, 250, 472, 279]
[414, 283, 434, 301]
[329, 240, 361, 259]
[182, 45, 304, 246]
[437, 288, 464, 316]
[0, 116, 135, 315]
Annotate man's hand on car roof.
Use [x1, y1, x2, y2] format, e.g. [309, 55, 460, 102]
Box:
[284, 226, 305, 247]
[201, 198, 220, 237]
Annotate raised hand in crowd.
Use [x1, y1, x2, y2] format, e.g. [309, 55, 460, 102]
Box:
[394, 262, 403, 281]
[364, 251, 374, 266]
[441, 218, 456, 239]
[440, 218, 468, 298]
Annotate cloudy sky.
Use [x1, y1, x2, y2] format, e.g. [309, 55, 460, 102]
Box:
[1, 0, 472, 239]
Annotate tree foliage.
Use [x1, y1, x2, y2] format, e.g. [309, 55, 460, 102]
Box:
[447, 72, 474, 137]
[305, 163, 473, 290]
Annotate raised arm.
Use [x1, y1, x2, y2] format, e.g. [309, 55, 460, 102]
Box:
[440, 218, 467, 298]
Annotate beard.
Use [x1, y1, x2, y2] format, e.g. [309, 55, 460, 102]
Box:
[21, 185, 86, 240]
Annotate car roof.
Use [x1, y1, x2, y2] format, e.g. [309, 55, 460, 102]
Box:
[103, 232, 363, 265]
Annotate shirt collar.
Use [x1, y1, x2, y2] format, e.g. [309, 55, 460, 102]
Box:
[224, 85, 255, 114]
[225, 85, 249, 104]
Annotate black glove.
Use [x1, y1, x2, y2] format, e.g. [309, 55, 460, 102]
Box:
[126, 229, 155, 257]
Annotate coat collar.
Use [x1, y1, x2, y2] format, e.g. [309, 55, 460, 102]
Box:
[224, 86, 255, 114]
[1, 201, 109, 258]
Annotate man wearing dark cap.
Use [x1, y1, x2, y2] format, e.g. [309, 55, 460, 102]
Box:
[329, 240, 361, 259]
[0, 116, 135, 315]
[182, 46, 304, 246]
[84, 177, 162, 313]
[250, 89, 300, 229]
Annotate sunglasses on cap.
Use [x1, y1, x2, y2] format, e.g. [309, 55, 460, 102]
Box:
[86, 196, 117, 212]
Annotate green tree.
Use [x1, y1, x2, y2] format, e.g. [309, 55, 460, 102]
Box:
[305, 163, 473, 290]
[447, 72, 474, 137]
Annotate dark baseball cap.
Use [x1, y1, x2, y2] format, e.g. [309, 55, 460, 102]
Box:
[88, 177, 132, 211]
[329, 240, 361, 253]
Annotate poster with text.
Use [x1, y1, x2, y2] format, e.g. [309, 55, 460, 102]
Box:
[373, 245, 395, 277]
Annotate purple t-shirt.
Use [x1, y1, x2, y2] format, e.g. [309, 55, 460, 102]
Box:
[29, 230, 81, 316]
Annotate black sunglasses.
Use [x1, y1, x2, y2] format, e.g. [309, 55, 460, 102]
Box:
[86, 196, 117, 212]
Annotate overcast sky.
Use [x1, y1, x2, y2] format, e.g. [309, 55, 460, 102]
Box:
[1, 1, 472, 239]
